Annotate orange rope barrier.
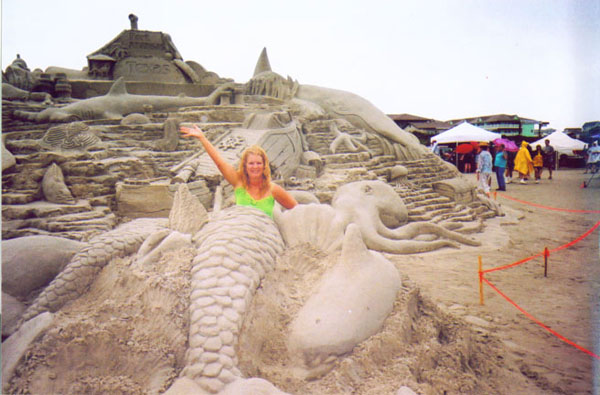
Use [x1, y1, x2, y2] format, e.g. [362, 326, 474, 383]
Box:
[478, 193, 600, 360]
[483, 277, 600, 360]
[498, 193, 600, 214]
[482, 220, 600, 275]
[548, 220, 600, 254]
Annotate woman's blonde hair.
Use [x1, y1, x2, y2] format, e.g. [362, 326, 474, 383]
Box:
[237, 145, 271, 192]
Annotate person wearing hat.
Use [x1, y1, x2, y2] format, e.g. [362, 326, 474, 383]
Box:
[514, 141, 534, 184]
[475, 141, 493, 196]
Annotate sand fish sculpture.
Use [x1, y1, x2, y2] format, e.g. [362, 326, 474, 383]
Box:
[13, 78, 236, 123]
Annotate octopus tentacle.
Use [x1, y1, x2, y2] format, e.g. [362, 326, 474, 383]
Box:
[359, 212, 459, 254]
[21, 218, 168, 322]
[182, 206, 284, 393]
[376, 221, 481, 246]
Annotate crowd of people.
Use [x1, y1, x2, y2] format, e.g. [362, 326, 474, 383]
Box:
[430, 139, 557, 196]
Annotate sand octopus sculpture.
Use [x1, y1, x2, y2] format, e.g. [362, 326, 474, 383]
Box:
[278, 180, 481, 254]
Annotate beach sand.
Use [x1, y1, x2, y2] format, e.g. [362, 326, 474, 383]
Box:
[6, 168, 599, 394]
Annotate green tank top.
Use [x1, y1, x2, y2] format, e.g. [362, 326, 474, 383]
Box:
[234, 187, 275, 217]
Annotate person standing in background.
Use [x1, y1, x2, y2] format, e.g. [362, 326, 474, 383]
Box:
[476, 142, 493, 196]
[533, 145, 544, 183]
[542, 139, 555, 179]
[494, 144, 508, 191]
[514, 141, 533, 184]
[430, 139, 440, 156]
[505, 149, 516, 183]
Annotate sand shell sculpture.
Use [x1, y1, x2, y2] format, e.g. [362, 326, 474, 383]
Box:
[41, 163, 76, 204]
[40, 121, 101, 151]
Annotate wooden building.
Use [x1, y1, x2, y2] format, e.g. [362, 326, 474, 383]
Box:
[447, 114, 548, 139]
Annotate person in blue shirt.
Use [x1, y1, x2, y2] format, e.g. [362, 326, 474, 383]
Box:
[494, 144, 508, 191]
[430, 139, 440, 156]
[476, 142, 493, 196]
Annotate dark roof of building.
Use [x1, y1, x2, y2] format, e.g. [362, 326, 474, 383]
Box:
[387, 113, 431, 122]
[448, 114, 546, 125]
[412, 120, 453, 130]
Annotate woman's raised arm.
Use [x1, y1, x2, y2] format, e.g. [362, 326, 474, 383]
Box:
[271, 183, 298, 210]
[180, 124, 241, 187]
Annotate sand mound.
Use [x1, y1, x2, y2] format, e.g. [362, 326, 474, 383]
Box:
[238, 245, 517, 394]
[8, 242, 517, 394]
[6, 249, 194, 394]
[8, 190, 591, 394]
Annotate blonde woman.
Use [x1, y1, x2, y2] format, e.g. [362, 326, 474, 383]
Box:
[180, 124, 297, 217]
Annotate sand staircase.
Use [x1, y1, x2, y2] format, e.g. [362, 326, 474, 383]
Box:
[313, 148, 494, 234]
[1, 115, 198, 240]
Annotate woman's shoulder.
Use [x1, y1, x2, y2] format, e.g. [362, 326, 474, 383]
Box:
[269, 182, 283, 194]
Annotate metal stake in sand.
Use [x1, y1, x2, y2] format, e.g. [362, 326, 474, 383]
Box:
[478, 255, 484, 305]
[544, 247, 549, 277]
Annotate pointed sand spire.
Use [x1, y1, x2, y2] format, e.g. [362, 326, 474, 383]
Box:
[253, 47, 272, 76]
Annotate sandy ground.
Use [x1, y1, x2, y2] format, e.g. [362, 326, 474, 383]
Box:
[386, 168, 600, 394]
[7, 168, 600, 394]
[236, 168, 599, 394]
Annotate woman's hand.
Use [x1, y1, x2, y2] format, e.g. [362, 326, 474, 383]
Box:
[180, 124, 205, 140]
[179, 123, 240, 187]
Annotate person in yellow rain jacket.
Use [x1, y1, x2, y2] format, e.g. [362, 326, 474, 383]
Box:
[514, 141, 534, 184]
[532, 145, 544, 183]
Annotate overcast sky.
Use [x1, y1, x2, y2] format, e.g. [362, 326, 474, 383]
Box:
[2, 0, 599, 132]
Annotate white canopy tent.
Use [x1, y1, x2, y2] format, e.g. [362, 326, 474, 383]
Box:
[531, 131, 587, 156]
[431, 122, 502, 144]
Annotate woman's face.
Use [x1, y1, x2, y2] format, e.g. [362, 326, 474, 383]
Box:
[245, 153, 265, 179]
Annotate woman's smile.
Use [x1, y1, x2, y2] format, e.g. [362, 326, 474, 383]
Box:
[246, 154, 264, 179]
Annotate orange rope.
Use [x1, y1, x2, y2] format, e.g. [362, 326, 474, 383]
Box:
[498, 193, 600, 214]
[479, 193, 600, 360]
[483, 277, 600, 360]
[483, 220, 600, 274]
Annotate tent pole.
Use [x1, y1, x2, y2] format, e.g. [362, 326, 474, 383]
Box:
[455, 143, 458, 169]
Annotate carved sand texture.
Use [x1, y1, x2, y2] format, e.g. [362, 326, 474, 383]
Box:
[5, 247, 193, 395]
[21, 218, 167, 322]
[238, 249, 513, 394]
[182, 206, 284, 393]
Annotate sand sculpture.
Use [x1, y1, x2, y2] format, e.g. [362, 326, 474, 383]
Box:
[20, 218, 169, 323]
[2, 16, 509, 394]
[12, 78, 236, 123]
[3, 54, 36, 91]
[277, 180, 481, 255]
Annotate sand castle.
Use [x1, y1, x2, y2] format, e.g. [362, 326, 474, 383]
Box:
[2, 15, 514, 394]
